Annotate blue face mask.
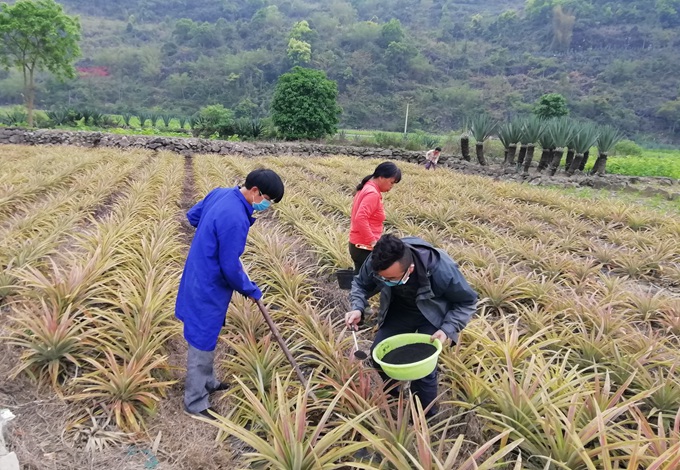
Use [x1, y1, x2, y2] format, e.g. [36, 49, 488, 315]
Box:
[252, 198, 271, 211]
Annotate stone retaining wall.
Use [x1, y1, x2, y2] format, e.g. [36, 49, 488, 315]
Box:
[0, 127, 421, 160]
[1, 127, 677, 198]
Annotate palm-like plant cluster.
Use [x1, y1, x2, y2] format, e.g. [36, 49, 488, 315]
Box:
[474, 115, 625, 176]
[3, 148, 679, 467]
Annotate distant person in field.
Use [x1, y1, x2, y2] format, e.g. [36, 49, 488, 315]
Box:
[345, 234, 477, 418]
[424, 147, 442, 170]
[175, 168, 284, 420]
[348, 161, 402, 274]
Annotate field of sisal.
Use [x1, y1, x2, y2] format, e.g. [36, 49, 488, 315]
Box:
[1, 145, 679, 469]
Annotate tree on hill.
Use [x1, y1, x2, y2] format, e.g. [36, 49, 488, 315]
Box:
[657, 99, 680, 133]
[551, 5, 576, 50]
[380, 18, 405, 47]
[0, 0, 81, 127]
[533, 93, 569, 120]
[287, 21, 314, 66]
[657, 0, 680, 27]
[287, 38, 312, 66]
[271, 66, 341, 140]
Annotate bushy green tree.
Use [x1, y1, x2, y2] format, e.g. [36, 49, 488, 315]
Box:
[384, 41, 417, 71]
[287, 38, 311, 65]
[0, 0, 81, 126]
[192, 104, 235, 138]
[657, 99, 680, 132]
[271, 66, 341, 140]
[525, 0, 593, 20]
[287, 20, 314, 65]
[234, 98, 259, 118]
[656, 0, 680, 27]
[380, 18, 404, 47]
[533, 93, 569, 119]
[171, 18, 220, 47]
[290, 20, 314, 42]
[173, 18, 196, 42]
[344, 20, 381, 49]
[614, 139, 643, 157]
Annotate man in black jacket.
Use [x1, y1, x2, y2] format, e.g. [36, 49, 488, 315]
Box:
[345, 234, 477, 416]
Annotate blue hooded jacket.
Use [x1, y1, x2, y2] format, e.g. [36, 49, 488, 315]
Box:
[175, 186, 262, 351]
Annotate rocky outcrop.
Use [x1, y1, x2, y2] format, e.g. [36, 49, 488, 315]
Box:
[1, 127, 677, 198]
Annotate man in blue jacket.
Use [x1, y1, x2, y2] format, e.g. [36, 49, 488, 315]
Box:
[176, 168, 284, 419]
[345, 234, 477, 418]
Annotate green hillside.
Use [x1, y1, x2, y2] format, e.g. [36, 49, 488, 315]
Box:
[1, 0, 679, 142]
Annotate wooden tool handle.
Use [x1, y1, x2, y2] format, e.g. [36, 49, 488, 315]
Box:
[255, 299, 318, 401]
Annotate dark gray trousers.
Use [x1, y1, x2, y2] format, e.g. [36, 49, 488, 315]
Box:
[184, 344, 222, 413]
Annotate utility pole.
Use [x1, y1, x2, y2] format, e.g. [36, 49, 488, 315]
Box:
[404, 103, 410, 135]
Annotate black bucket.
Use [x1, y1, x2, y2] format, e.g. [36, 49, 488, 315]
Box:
[336, 269, 355, 290]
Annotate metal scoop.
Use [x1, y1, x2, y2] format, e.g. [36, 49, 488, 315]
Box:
[351, 327, 368, 360]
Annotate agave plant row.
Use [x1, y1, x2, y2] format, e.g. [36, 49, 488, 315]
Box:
[2, 148, 679, 468]
[467, 115, 625, 177]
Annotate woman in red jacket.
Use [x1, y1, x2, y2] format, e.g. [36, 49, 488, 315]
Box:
[349, 161, 402, 273]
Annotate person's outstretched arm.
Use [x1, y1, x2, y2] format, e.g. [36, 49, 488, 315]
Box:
[439, 269, 477, 343]
[349, 255, 380, 319]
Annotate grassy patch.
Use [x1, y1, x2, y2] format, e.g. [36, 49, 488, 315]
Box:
[604, 150, 680, 179]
